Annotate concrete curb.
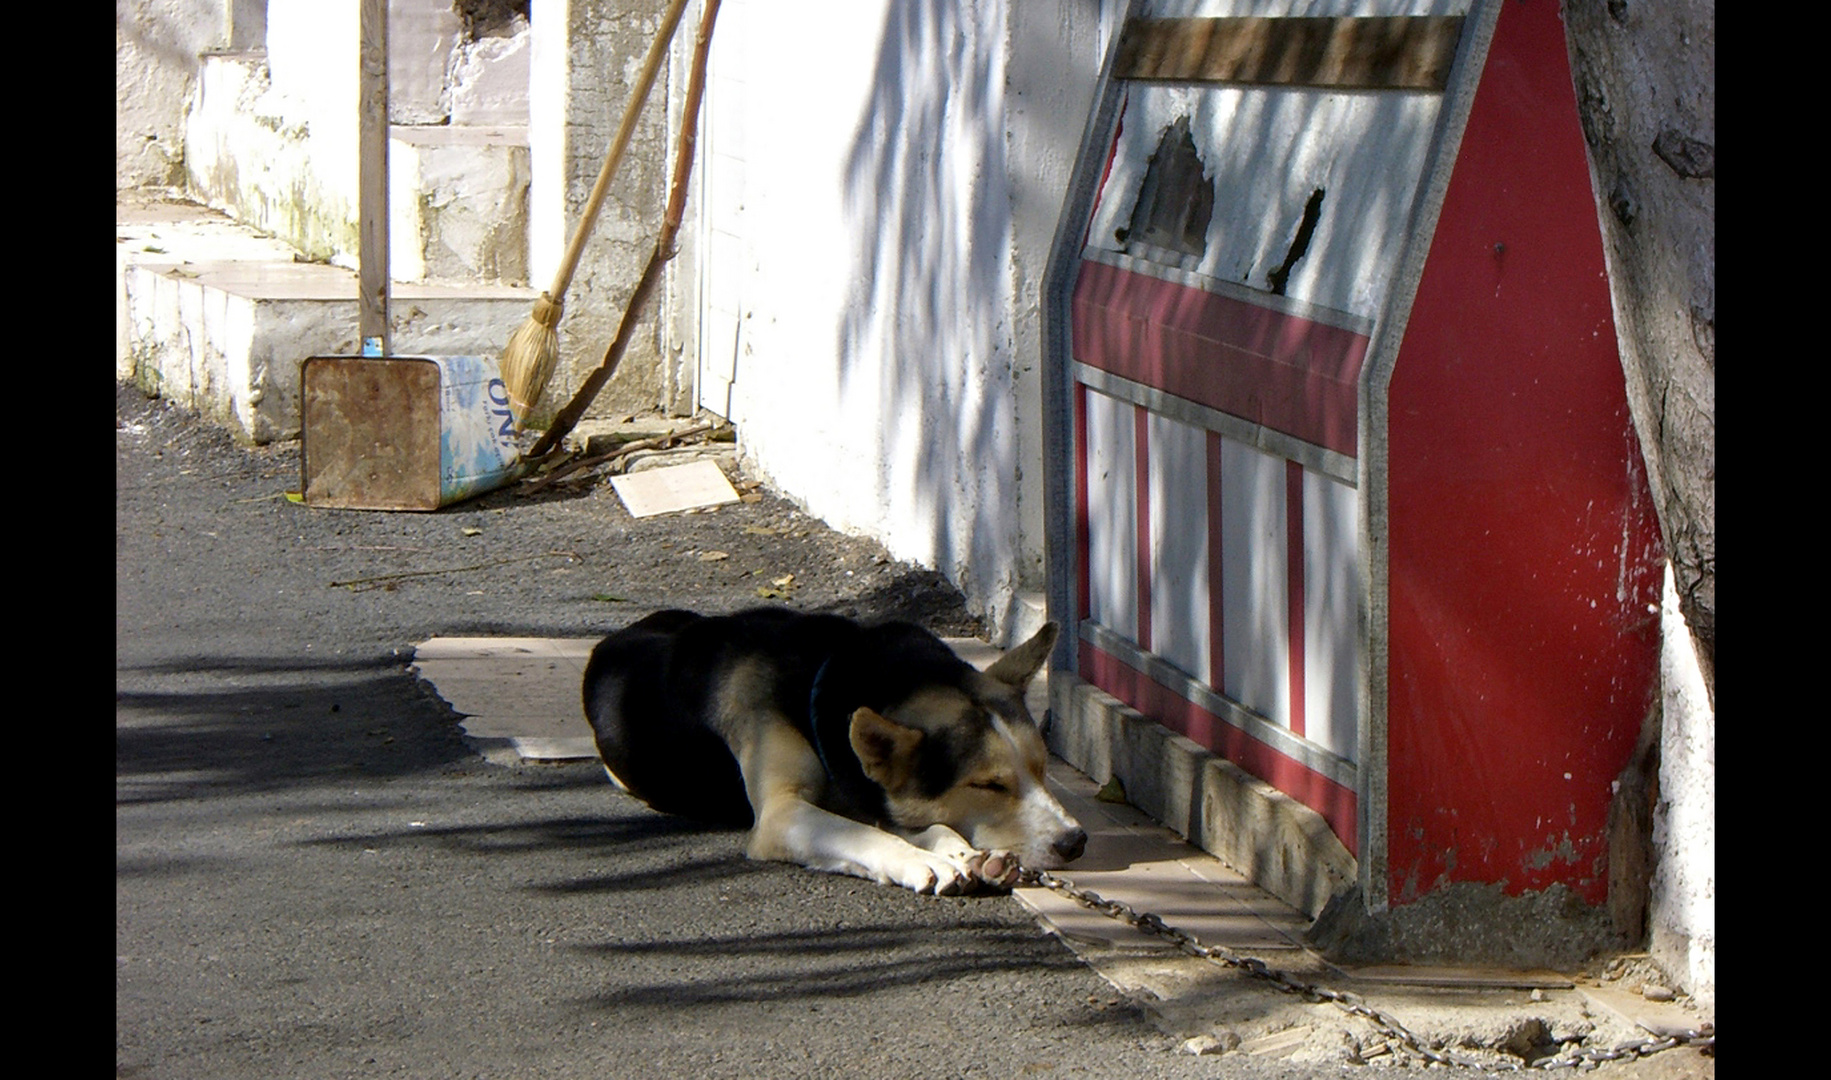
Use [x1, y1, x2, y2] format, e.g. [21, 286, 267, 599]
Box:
[1046, 670, 1356, 920]
[119, 194, 535, 445]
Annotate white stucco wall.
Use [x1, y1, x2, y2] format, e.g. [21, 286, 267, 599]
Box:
[696, 0, 1107, 643]
[181, 0, 531, 283]
[1005, 0, 1121, 634]
[527, 0, 570, 296]
[451, 18, 532, 126]
[118, 0, 231, 189]
[1650, 562, 1714, 1008]
[253, 0, 473, 269]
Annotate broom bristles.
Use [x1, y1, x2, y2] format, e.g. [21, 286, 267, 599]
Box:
[499, 294, 563, 429]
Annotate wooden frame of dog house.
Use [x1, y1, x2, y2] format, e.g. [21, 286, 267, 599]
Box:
[1039, 0, 1664, 923]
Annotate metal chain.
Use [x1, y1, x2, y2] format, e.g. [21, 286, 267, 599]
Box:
[1017, 868, 1715, 1071]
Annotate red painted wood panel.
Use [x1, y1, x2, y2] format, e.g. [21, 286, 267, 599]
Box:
[1071, 258, 1369, 456]
[1083, 640, 1358, 856]
[1384, 0, 1663, 906]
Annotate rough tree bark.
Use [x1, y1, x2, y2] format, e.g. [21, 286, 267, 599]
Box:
[1563, 0, 1714, 705]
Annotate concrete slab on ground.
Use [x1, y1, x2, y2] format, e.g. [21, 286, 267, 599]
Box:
[411, 636, 598, 765]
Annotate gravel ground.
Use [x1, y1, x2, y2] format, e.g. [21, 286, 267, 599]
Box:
[116, 382, 1716, 1079]
[116, 386, 984, 646]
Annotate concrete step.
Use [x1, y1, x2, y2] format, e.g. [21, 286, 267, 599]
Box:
[388, 125, 530, 285]
[186, 52, 530, 287]
[118, 190, 534, 444]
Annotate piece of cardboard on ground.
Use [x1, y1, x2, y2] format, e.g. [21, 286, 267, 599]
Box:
[610, 459, 740, 517]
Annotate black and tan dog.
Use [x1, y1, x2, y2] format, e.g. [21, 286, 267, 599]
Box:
[583, 608, 1087, 894]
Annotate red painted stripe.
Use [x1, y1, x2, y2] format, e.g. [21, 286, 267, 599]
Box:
[1070, 258, 1368, 456]
[1082, 640, 1358, 856]
[1285, 460, 1306, 738]
[1206, 430, 1225, 689]
[1085, 98, 1125, 245]
[1134, 404, 1152, 652]
[1074, 385, 1091, 623]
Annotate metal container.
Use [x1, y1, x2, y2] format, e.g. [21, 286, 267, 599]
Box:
[301, 355, 522, 510]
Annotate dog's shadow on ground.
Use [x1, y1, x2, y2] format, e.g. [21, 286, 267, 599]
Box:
[116, 653, 477, 805]
[567, 917, 1104, 1010]
[804, 568, 986, 636]
[301, 807, 745, 870]
[297, 790, 1153, 1032]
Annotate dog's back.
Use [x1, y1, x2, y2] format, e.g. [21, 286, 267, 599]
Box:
[583, 609, 754, 824]
[584, 608, 867, 825]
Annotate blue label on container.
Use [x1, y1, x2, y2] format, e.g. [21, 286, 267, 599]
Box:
[434, 355, 523, 504]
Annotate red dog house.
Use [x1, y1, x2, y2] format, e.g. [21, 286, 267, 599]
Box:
[1042, 0, 1661, 917]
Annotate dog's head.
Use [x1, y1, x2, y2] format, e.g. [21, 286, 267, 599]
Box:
[846, 622, 1087, 869]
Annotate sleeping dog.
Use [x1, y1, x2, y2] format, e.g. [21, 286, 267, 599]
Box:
[583, 608, 1086, 894]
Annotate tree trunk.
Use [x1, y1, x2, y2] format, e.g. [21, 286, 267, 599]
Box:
[1563, 0, 1714, 704]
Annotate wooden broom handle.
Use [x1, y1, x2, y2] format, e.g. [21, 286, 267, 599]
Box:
[525, 0, 722, 460]
[543, 0, 693, 304]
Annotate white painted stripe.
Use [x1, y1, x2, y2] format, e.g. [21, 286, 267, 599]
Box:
[1079, 246, 1372, 337]
[1148, 412, 1213, 685]
[1084, 389, 1139, 642]
[1219, 436, 1290, 728]
[1303, 468, 1362, 763]
[1140, 2, 1474, 21]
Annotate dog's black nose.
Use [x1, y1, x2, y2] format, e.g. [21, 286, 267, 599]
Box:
[1053, 827, 1088, 862]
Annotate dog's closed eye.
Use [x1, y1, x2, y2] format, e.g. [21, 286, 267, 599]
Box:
[970, 778, 1012, 794]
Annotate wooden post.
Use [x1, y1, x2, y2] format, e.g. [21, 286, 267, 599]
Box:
[358, 0, 389, 355]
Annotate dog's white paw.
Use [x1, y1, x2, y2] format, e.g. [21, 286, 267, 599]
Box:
[902, 826, 1018, 891]
[879, 850, 975, 895]
[966, 849, 1022, 891]
[881, 847, 1019, 895]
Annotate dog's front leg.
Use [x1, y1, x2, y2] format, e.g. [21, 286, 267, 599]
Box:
[904, 825, 1021, 890]
[732, 721, 980, 895]
[753, 798, 986, 895]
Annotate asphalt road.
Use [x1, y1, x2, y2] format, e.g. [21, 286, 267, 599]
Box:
[120, 384, 1397, 1080]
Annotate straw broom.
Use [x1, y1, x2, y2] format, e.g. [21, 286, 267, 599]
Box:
[499, 0, 694, 428]
[528, 0, 722, 460]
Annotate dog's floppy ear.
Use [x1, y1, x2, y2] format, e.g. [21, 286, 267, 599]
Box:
[984, 621, 1059, 689]
[849, 708, 924, 790]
